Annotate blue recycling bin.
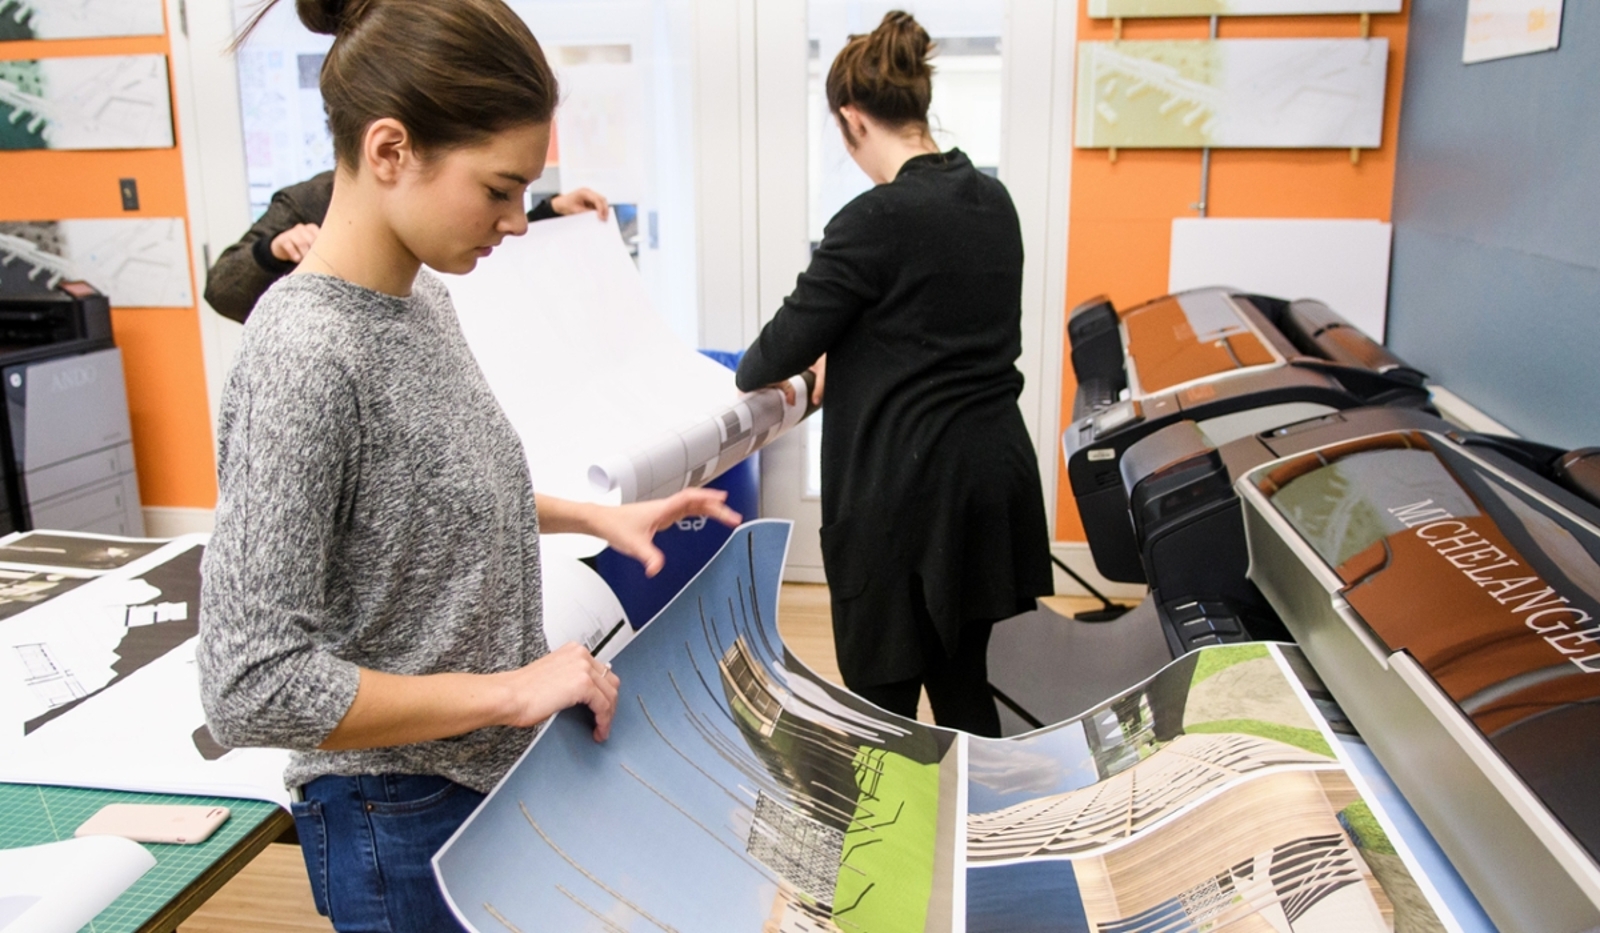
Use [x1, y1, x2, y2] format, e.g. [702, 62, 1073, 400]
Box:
[592, 349, 759, 629]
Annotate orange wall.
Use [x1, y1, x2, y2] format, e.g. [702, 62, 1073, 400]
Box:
[1055, 2, 1410, 540]
[0, 27, 218, 511]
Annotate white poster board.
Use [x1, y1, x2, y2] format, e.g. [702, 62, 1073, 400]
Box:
[1169, 218, 1393, 340]
[1076, 39, 1388, 150]
[1463, 0, 1564, 64]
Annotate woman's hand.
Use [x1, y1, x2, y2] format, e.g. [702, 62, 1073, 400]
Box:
[770, 355, 826, 408]
[270, 223, 321, 263]
[590, 488, 743, 578]
[498, 642, 621, 741]
[551, 187, 611, 221]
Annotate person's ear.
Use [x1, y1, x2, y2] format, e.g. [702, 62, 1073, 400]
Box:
[837, 105, 869, 148]
[363, 118, 413, 185]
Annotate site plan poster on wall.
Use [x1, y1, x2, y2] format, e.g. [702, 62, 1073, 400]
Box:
[1075, 39, 1388, 149]
[436, 520, 1495, 933]
[0, 0, 165, 40]
[1088, 0, 1400, 16]
[1463, 0, 1564, 64]
[0, 55, 174, 151]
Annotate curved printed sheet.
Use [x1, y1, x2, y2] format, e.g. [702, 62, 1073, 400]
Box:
[435, 520, 1489, 933]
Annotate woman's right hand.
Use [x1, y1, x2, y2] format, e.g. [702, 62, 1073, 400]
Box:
[271, 223, 321, 263]
[499, 642, 621, 741]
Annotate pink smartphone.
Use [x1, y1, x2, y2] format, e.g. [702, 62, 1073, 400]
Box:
[75, 803, 231, 844]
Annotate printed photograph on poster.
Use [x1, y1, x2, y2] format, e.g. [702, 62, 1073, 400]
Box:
[0, 219, 194, 308]
[1089, 0, 1400, 16]
[1463, 0, 1564, 64]
[1075, 39, 1388, 149]
[0, 0, 165, 40]
[0, 569, 87, 623]
[434, 521, 1487, 933]
[0, 55, 174, 151]
[0, 530, 167, 576]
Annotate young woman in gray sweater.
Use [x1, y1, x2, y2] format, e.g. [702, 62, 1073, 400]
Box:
[197, 2, 738, 930]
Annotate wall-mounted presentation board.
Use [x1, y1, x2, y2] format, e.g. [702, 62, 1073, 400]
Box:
[1075, 39, 1387, 149]
[1089, 0, 1401, 16]
[0, 55, 174, 151]
[0, 0, 165, 40]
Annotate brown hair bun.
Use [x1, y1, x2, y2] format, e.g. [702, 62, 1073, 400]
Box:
[293, 0, 365, 36]
[825, 10, 935, 144]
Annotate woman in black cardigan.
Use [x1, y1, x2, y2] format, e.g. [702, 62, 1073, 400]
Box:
[736, 11, 1052, 737]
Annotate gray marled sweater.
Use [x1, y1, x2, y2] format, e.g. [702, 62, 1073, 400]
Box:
[198, 271, 547, 793]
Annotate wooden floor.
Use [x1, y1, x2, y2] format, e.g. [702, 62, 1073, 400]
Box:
[179, 584, 1113, 931]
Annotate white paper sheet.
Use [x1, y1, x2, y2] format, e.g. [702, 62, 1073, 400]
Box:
[440, 214, 746, 557]
[540, 555, 633, 664]
[1169, 217, 1393, 340]
[0, 835, 154, 933]
[1463, 0, 1564, 64]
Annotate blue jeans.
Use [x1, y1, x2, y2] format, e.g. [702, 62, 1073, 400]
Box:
[290, 774, 485, 933]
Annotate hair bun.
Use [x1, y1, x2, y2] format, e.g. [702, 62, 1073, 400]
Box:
[867, 10, 933, 86]
[295, 0, 371, 35]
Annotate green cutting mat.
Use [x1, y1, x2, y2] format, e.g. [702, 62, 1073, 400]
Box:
[0, 783, 284, 933]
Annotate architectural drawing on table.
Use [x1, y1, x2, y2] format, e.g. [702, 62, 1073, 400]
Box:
[0, 220, 193, 308]
[1074, 40, 1388, 149]
[1088, 0, 1402, 17]
[0, 55, 173, 151]
[15, 642, 88, 709]
[23, 545, 203, 735]
[0, 0, 165, 40]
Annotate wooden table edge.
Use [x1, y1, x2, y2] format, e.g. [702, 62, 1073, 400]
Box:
[136, 806, 295, 933]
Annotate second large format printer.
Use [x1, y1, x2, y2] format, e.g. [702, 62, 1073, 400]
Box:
[1064, 286, 1433, 584]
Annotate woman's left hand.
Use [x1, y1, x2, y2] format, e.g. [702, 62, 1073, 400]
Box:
[595, 489, 742, 577]
[551, 187, 611, 221]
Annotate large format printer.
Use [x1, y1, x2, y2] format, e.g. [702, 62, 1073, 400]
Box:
[1026, 404, 1600, 930]
[0, 282, 143, 536]
[1065, 286, 1432, 585]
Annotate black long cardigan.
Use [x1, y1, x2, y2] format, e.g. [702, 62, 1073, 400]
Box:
[736, 149, 1053, 687]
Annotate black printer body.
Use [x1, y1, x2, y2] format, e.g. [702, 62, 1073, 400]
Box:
[1064, 287, 1432, 585]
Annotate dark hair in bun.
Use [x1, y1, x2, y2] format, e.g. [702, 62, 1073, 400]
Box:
[234, 0, 558, 168]
[825, 10, 934, 145]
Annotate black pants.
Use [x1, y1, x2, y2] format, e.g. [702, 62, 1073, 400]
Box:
[844, 582, 1002, 737]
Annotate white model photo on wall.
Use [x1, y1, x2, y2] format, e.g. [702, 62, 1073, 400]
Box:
[0, 0, 165, 40]
[0, 219, 194, 308]
[0, 55, 174, 151]
[1088, 0, 1401, 15]
[1075, 39, 1388, 149]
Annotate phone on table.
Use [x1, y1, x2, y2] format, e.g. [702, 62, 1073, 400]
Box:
[75, 804, 231, 845]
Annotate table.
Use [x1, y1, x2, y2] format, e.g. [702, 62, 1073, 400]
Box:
[0, 783, 291, 933]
